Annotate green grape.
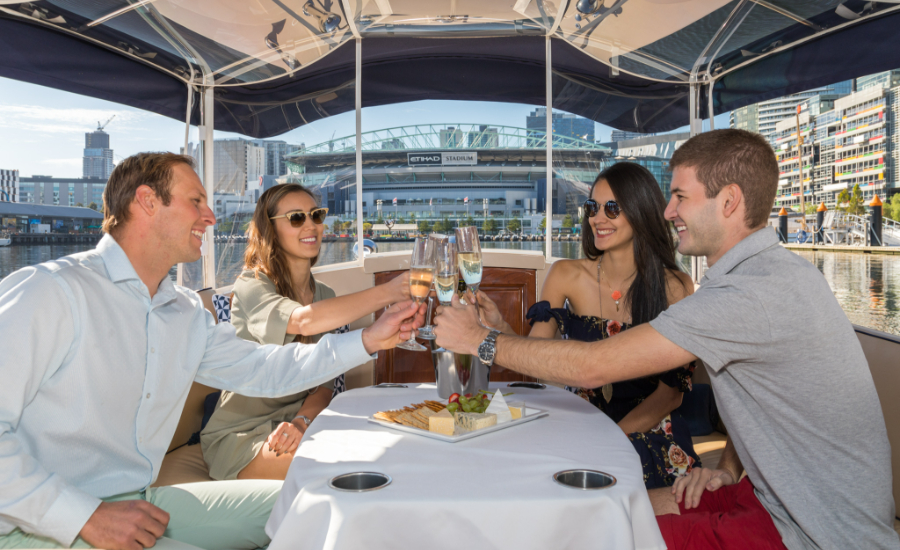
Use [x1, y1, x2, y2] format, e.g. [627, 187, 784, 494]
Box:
[447, 403, 458, 413]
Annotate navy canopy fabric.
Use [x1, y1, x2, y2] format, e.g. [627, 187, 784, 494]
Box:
[2, 4, 900, 138]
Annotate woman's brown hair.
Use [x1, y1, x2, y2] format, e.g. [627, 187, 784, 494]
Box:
[243, 184, 320, 305]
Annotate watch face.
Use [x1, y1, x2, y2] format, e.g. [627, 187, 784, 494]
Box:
[478, 341, 494, 363]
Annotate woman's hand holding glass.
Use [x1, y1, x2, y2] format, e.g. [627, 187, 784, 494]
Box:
[397, 237, 437, 351]
[467, 290, 510, 332]
[388, 270, 412, 302]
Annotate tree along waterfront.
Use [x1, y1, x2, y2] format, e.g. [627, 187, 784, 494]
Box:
[2, 243, 898, 336]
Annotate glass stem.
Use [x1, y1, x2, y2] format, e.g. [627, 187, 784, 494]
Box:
[424, 296, 434, 327]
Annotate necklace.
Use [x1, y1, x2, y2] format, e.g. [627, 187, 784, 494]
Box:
[596, 255, 625, 314]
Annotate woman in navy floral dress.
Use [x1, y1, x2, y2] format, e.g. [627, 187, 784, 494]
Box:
[477, 162, 700, 489]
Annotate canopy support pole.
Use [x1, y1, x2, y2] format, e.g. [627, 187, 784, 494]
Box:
[201, 87, 216, 289]
[355, 38, 364, 267]
[686, 0, 753, 284]
[545, 35, 553, 259]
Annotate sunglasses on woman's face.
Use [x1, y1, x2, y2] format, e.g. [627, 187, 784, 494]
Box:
[270, 207, 329, 227]
[583, 199, 621, 220]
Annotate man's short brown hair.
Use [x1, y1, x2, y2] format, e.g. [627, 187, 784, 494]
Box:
[670, 129, 778, 229]
[102, 152, 195, 234]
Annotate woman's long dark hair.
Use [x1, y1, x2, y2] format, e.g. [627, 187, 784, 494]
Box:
[581, 162, 684, 325]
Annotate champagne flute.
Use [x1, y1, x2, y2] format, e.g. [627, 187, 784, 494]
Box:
[418, 234, 449, 340]
[434, 240, 458, 306]
[397, 237, 436, 351]
[455, 226, 483, 296]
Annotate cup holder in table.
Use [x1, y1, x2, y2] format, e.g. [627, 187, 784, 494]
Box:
[552, 469, 617, 490]
[328, 472, 392, 492]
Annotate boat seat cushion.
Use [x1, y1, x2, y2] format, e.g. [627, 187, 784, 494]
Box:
[152, 444, 213, 487]
[692, 431, 728, 469]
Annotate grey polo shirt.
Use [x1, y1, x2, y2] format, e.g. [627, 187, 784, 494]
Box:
[651, 227, 898, 550]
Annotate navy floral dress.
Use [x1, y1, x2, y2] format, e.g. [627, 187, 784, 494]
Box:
[527, 301, 701, 489]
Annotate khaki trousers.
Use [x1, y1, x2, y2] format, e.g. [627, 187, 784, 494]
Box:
[0, 480, 281, 550]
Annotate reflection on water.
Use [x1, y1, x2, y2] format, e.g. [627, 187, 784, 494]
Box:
[3, 242, 898, 336]
[793, 250, 899, 336]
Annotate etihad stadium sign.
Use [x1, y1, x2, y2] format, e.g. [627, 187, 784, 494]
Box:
[408, 152, 477, 166]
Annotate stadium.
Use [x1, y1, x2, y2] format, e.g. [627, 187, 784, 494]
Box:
[283, 124, 672, 234]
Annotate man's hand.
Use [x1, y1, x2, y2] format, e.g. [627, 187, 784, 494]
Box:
[433, 293, 490, 356]
[267, 421, 304, 457]
[671, 467, 736, 509]
[79, 500, 169, 550]
[361, 300, 426, 354]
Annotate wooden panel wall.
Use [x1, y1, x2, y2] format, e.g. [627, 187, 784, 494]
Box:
[373, 267, 538, 384]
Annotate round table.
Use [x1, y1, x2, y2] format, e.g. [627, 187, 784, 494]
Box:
[265, 383, 665, 550]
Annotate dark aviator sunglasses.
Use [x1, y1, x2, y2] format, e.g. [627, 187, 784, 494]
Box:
[270, 207, 329, 227]
[583, 199, 621, 220]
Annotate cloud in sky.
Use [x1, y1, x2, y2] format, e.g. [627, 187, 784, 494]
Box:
[42, 158, 82, 167]
[0, 105, 151, 136]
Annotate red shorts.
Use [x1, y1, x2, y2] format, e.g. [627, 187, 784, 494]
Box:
[656, 478, 788, 550]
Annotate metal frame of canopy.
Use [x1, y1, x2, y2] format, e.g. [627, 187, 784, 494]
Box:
[3, 1, 900, 287]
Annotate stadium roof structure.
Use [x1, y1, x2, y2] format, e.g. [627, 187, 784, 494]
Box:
[2, 1, 900, 137]
[291, 124, 607, 156]
[0, 202, 104, 219]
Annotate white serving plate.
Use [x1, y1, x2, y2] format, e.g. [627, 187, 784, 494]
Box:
[368, 407, 549, 443]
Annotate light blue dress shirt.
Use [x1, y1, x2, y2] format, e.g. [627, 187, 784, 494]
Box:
[0, 235, 374, 546]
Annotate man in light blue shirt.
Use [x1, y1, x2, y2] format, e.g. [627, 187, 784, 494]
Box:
[0, 153, 424, 549]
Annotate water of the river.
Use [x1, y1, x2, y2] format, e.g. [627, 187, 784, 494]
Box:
[3, 242, 898, 336]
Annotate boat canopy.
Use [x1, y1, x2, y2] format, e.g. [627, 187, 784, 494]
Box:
[2, 0, 900, 137]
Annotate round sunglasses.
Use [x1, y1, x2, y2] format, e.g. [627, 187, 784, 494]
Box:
[270, 207, 329, 227]
[583, 199, 621, 220]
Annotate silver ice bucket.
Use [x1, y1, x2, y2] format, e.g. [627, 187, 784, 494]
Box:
[431, 340, 491, 399]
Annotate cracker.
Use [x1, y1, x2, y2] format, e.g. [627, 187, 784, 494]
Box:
[374, 411, 399, 424]
[397, 412, 428, 429]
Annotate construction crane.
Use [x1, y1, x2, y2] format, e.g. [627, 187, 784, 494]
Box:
[96, 115, 116, 131]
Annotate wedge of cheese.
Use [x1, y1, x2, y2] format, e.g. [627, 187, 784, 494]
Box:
[455, 412, 497, 432]
[508, 405, 523, 420]
[428, 408, 455, 436]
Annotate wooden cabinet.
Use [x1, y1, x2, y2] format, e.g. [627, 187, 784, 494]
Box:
[373, 267, 538, 384]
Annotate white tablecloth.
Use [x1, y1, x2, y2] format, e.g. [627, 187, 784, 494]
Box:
[266, 384, 665, 550]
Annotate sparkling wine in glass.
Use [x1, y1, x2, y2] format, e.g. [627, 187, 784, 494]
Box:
[418, 234, 449, 340]
[396, 237, 436, 351]
[455, 226, 483, 295]
[434, 241, 458, 306]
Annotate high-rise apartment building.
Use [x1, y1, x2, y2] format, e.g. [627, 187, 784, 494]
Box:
[1, 169, 18, 202]
[440, 127, 464, 148]
[730, 104, 759, 133]
[468, 125, 499, 148]
[213, 139, 266, 195]
[769, 79, 898, 209]
[826, 85, 896, 204]
[83, 129, 114, 180]
[251, 140, 304, 177]
[526, 108, 595, 145]
[184, 140, 303, 182]
[856, 70, 900, 92]
[733, 81, 853, 138]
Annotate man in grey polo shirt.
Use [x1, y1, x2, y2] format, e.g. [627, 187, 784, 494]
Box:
[434, 129, 898, 549]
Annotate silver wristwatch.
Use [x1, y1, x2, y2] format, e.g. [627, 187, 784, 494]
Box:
[477, 330, 502, 366]
[295, 415, 312, 427]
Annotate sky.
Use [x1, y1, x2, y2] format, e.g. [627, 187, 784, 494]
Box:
[0, 76, 730, 178]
